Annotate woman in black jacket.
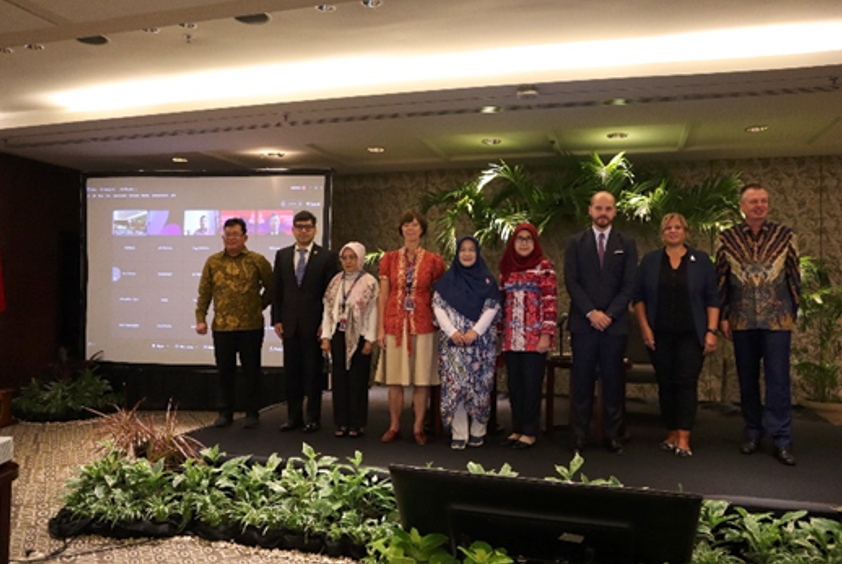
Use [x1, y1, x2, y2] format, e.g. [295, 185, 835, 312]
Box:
[633, 213, 719, 457]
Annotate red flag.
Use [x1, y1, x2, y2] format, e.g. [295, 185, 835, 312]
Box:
[0, 245, 5, 313]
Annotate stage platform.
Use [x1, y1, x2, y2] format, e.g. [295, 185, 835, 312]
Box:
[189, 387, 842, 515]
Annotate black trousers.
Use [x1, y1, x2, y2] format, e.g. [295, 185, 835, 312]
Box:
[570, 331, 626, 441]
[212, 329, 264, 417]
[649, 330, 704, 431]
[283, 334, 325, 425]
[505, 351, 546, 437]
[331, 332, 371, 430]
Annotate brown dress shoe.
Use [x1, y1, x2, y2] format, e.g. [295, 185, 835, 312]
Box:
[413, 430, 428, 446]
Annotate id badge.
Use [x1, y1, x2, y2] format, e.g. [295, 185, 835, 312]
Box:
[403, 297, 415, 311]
[338, 318, 347, 332]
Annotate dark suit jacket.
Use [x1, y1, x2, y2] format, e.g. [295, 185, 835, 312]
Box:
[565, 228, 638, 335]
[271, 244, 338, 339]
[633, 246, 719, 347]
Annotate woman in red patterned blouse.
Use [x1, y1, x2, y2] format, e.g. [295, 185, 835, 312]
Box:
[499, 222, 557, 449]
[375, 210, 446, 446]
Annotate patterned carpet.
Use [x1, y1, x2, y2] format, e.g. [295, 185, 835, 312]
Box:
[3, 412, 352, 564]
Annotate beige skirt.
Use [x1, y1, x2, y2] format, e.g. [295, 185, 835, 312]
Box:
[375, 326, 440, 387]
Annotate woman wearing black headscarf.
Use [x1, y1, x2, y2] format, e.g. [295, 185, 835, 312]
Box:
[433, 236, 501, 450]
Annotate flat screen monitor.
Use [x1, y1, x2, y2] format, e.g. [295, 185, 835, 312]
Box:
[389, 465, 702, 564]
[85, 171, 331, 366]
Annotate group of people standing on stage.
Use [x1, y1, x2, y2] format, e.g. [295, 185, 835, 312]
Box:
[196, 182, 801, 466]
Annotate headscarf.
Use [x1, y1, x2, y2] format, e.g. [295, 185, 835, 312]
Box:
[324, 241, 379, 368]
[434, 236, 501, 321]
[499, 222, 544, 282]
[339, 241, 366, 272]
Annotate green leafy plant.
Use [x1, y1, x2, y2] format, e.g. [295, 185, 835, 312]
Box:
[12, 350, 120, 421]
[457, 541, 513, 564]
[420, 153, 640, 261]
[794, 257, 842, 402]
[368, 526, 457, 564]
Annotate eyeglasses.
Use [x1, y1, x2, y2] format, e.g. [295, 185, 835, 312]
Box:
[294, 224, 315, 231]
[515, 236, 534, 243]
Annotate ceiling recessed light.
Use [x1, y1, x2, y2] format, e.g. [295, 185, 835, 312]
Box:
[234, 13, 271, 25]
[607, 132, 629, 139]
[516, 85, 539, 99]
[367, 146, 385, 153]
[1, 47, 13, 54]
[603, 98, 628, 106]
[481, 138, 502, 145]
[261, 151, 286, 158]
[361, 0, 383, 8]
[24, 43, 45, 51]
[76, 35, 110, 46]
[745, 125, 769, 133]
[142, 27, 160, 34]
[172, 157, 188, 163]
[179, 23, 198, 30]
[316, 4, 336, 12]
[480, 105, 502, 114]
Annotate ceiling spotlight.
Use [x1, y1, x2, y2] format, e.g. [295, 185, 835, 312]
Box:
[179, 22, 198, 29]
[234, 13, 271, 24]
[480, 105, 502, 114]
[1, 47, 13, 54]
[367, 146, 386, 153]
[481, 138, 502, 146]
[262, 151, 286, 158]
[172, 157, 189, 163]
[745, 124, 769, 133]
[24, 43, 45, 51]
[603, 98, 628, 106]
[316, 4, 337, 12]
[76, 35, 110, 46]
[142, 27, 160, 34]
[516, 85, 539, 99]
[607, 132, 629, 139]
[361, 0, 383, 7]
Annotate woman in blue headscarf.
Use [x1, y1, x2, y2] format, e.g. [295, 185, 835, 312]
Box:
[433, 236, 502, 450]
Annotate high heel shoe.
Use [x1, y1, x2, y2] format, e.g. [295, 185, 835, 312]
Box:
[659, 441, 677, 452]
[675, 447, 693, 458]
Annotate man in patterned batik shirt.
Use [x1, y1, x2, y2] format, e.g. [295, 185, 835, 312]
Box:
[196, 217, 274, 429]
[717, 184, 800, 466]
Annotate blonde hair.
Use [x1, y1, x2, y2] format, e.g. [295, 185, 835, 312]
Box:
[660, 213, 689, 234]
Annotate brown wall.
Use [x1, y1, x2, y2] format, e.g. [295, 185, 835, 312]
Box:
[0, 152, 839, 397]
[333, 155, 842, 402]
[0, 153, 81, 389]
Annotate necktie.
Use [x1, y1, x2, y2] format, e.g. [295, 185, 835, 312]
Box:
[296, 248, 307, 286]
[598, 232, 606, 268]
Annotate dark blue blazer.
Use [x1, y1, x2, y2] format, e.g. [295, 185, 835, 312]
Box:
[565, 228, 638, 335]
[633, 246, 719, 347]
[271, 243, 338, 338]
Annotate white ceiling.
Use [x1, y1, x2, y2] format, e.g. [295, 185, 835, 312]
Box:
[1, 0, 842, 173]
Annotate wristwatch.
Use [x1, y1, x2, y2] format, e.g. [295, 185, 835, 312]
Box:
[706, 328, 718, 335]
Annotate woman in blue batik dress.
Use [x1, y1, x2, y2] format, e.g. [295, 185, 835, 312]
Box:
[433, 236, 501, 450]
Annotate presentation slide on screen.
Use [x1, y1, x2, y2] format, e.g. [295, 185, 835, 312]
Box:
[86, 174, 330, 365]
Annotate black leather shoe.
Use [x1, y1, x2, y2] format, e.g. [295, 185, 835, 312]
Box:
[740, 439, 760, 455]
[774, 447, 797, 466]
[605, 438, 625, 455]
[302, 422, 321, 433]
[279, 421, 302, 432]
[213, 414, 232, 428]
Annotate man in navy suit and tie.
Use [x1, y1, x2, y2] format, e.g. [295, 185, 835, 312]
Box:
[273, 210, 338, 433]
[565, 191, 638, 454]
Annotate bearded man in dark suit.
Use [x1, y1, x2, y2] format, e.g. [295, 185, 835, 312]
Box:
[565, 191, 638, 454]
